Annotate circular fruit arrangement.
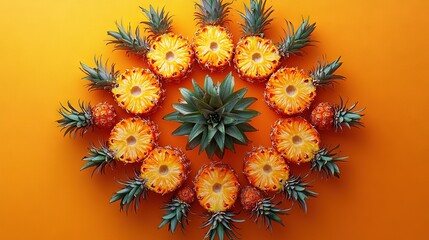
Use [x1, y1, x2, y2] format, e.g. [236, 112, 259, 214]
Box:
[57, 0, 365, 239]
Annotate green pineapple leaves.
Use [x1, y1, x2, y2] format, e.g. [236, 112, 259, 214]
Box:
[279, 18, 316, 57]
[57, 101, 93, 138]
[251, 198, 289, 231]
[281, 175, 317, 213]
[202, 211, 244, 240]
[80, 56, 118, 91]
[158, 198, 192, 233]
[239, 0, 274, 36]
[81, 142, 116, 175]
[110, 170, 148, 213]
[194, 0, 232, 26]
[310, 57, 345, 87]
[140, 5, 173, 36]
[164, 72, 259, 159]
[312, 145, 348, 178]
[107, 22, 149, 55]
[334, 97, 365, 130]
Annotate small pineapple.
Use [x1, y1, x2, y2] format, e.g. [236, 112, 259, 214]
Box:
[164, 72, 259, 159]
[271, 117, 321, 164]
[264, 57, 344, 115]
[57, 101, 117, 137]
[195, 163, 243, 240]
[234, 0, 316, 83]
[243, 147, 317, 212]
[193, 0, 234, 71]
[240, 185, 288, 230]
[109, 117, 159, 163]
[310, 98, 365, 131]
[110, 146, 189, 212]
[81, 58, 165, 115]
[158, 186, 195, 233]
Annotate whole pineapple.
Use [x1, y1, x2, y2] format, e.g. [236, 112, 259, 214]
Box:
[310, 97, 365, 131]
[193, 0, 234, 71]
[243, 147, 317, 212]
[265, 57, 344, 116]
[110, 146, 190, 212]
[57, 101, 117, 137]
[164, 72, 259, 159]
[234, 0, 316, 83]
[80, 57, 165, 115]
[107, 6, 194, 83]
[195, 163, 243, 240]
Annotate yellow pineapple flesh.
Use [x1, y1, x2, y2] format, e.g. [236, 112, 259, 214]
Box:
[109, 117, 158, 163]
[141, 146, 189, 195]
[271, 117, 320, 164]
[112, 68, 164, 115]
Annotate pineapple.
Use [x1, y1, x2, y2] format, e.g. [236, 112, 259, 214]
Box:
[243, 146, 289, 191]
[164, 72, 259, 159]
[108, 6, 194, 83]
[110, 146, 189, 212]
[195, 163, 243, 240]
[193, 0, 234, 71]
[271, 117, 320, 164]
[234, 0, 316, 83]
[243, 147, 317, 212]
[158, 186, 195, 233]
[80, 57, 165, 115]
[264, 57, 344, 115]
[240, 185, 288, 230]
[109, 117, 159, 163]
[57, 101, 117, 137]
[310, 98, 365, 131]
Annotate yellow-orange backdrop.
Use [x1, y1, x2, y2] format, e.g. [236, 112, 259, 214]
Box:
[1, 0, 428, 239]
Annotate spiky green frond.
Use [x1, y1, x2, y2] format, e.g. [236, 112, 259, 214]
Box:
[194, 0, 232, 26]
[202, 211, 244, 240]
[312, 145, 348, 178]
[239, 0, 274, 36]
[107, 22, 149, 55]
[310, 57, 345, 87]
[281, 176, 317, 213]
[80, 56, 118, 91]
[334, 97, 365, 130]
[158, 198, 191, 233]
[163, 72, 259, 159]
[57, 101, 92, 138]
[251, 198, 288, 231]
[140, 5, 173, 36]
[279, 18, 316, 57]
[110, 170, 147, 212]
[81, 142, 116, 174]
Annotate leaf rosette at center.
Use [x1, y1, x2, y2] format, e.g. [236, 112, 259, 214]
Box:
[164, 72, 259, 159]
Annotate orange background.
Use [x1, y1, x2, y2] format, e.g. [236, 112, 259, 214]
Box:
[1, 0, 428, 239]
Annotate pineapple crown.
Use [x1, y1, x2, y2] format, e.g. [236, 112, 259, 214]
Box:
[107, 22, 149, 55]
[312, 145, 348, 178]
[140, 5, 173, 36]
[334, 97, 365, 130]
[194, 0, 232, 26]
[158, 197, 192, 233]
[251, 197, 289, 231]
[279, 18, 316, 57]
[81, 141, 116, 175]
[57, 101, 93, 138]
[239, 0, 274, 36]
[310, 57, 345, 87]
[110, 169, 147, 213]
[202, 211, 244, 240]
[80, 56, 119, 91]
[281, 175, 317, 213]
[164, 72, 259, 159]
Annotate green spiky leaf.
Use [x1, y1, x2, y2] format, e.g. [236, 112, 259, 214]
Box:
[279, 18, 316, 57]
[80, 56, 118, 91]
[81, 141, 116, 174]
[310, 57, 345, 87]
[164, 72, 259, 159]
[57, 101, 93, 138]
[239, 0, 274, 36]
[251, 198, 289, 231]
[158, 198, 192, 233]
[312, 145, 348, 178]
[140, 5, 173, 36]
[110, 170, 147, 212]
[202, 211, 244, 240]
[334, 97, 365, 130]
[195, 0, 232, 26]
[107, 22, 149, 55]
[282, 175, 317, 213]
